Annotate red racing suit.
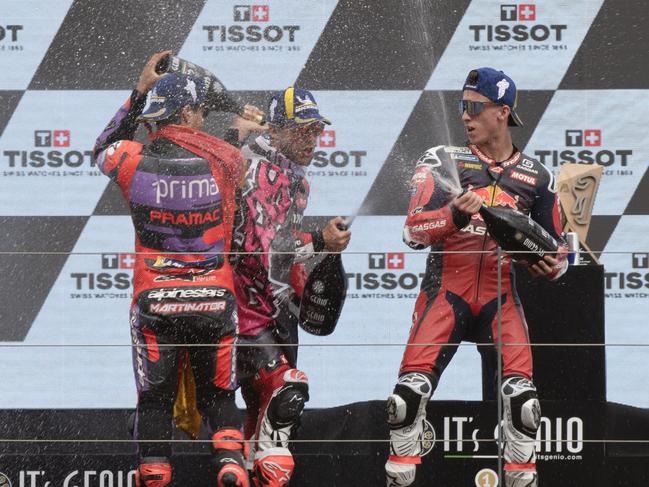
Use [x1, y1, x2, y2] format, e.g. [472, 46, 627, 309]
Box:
[400, 144, 567, 383]
[93, 90, 245, 461]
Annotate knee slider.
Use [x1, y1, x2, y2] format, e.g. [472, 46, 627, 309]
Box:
[387, 372, 433, 429]
[502, 376, 541, 437]
[136, 457, 172, 487]
[268, 369, 309, 429]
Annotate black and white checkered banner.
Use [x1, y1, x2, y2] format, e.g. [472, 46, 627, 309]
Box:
[1, 0, 648, 409]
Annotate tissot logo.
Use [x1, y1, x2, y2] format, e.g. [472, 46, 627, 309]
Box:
[318, 130, 336, 148]
[3, 128, 95, 170]
[368, 253, 405, 270]
[469, 3, 566, 43]
[34, 129, 70, 147]
[565, 129, 602, 147]
[311, 130, 366, 171]
[69, 254, 133, 295]
[102, 253, 136, 270]
[501, 4, 536, 22]
[234, 5, 269, 22]
[604, 253, 649, 298]
[0, 25, 22, 42]
[203, 4, 298, 44]
[534, 128, 632, 168]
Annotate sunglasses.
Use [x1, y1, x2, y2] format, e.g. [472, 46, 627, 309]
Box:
[458, 100, 503, 117]
[288, 122, 325, 136]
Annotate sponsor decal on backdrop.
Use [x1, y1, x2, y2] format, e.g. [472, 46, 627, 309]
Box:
[202, 4, 300, 51]
[534, 128, 633, 176]
[441, 414, 584, 461]
[179, 0, 337, 89]
[0, 24, 23, 52]
[468, 3, 568, 51]
[69, 253, 134, 300]
[2, 128, 98, 178]
[306, 129, 368, 178]
[426, 0, 604, 90]
[345, 252, 423, 299]
[604, 252, 649, 299]
[5, 469, 137, 487]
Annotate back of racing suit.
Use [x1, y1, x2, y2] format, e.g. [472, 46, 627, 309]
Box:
[385, 144, 567, 487]
[231, 135, 323, 485]
[93, 90, 248, 481]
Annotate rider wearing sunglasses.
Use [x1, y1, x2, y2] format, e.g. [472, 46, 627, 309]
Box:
[385, 68, 568, 487]
[232, 87, 351, 486]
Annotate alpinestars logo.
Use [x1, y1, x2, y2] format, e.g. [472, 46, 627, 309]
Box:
[309, 129, 367, 177]
[3, 129, 96, 175]
[534, 129, 633, 174]
[469, 3, 567, 48]
[203, 5, 300, 46]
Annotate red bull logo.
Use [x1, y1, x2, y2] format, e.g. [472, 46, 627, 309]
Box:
[471, 185, 519, 221]
[472, 185, 519, 209]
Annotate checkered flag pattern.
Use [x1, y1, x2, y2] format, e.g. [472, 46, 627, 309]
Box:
[1, 0, 648, 413]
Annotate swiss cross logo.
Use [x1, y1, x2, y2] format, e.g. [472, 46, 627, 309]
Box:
[53, 130, 71, 147]
[34, 129, 70, 147]
[318, 130, 336, 148]
[500, 4, 536, 21]
[234, 5, 269, 22]
[368, 253, 405, 269]
[386, 253, 405, 269]
[252, 5, 269, 22]
[119, 253, 136, 269]
[565, 129, 602, 147]
[102, 253, 136, 270]
[518, 4, 536, 21]
[584, 129, 602, 147]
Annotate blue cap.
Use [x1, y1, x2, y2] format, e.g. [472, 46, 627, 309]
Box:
[267, 87, 331, 128]
[463, 67, 523, 127]
[139, 73, 208, 122]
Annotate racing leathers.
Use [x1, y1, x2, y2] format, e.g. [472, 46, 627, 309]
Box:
[93, 90, 248, 486]
[232, 135, 323, 486]
[385, 144, 567, 487]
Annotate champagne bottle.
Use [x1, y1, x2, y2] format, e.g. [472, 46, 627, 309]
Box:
[298, 251, 347, 336]
[479, 206, 558, 264]
[155, 54, 265, 124]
